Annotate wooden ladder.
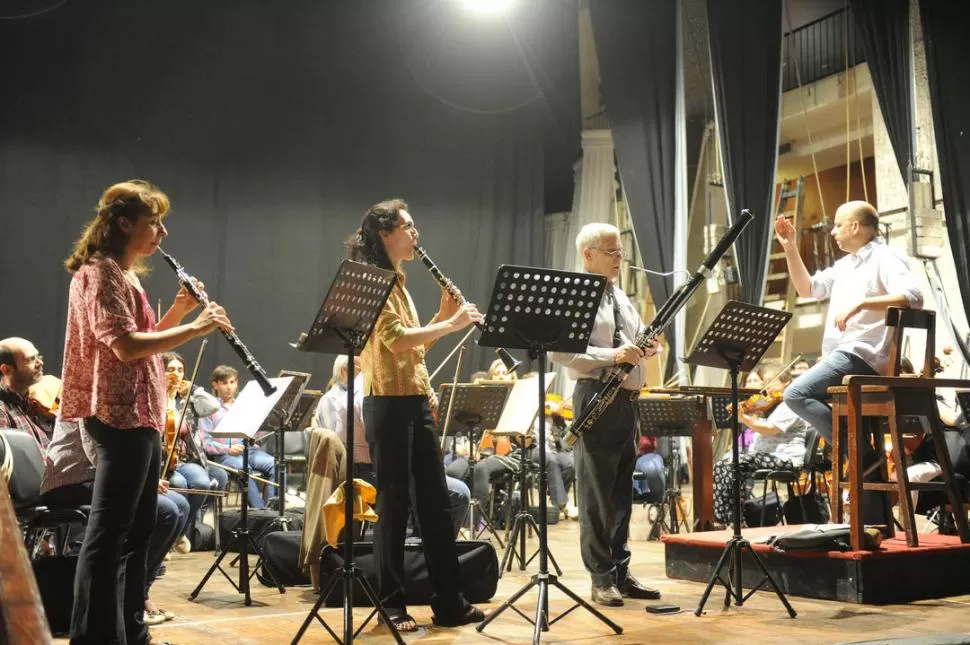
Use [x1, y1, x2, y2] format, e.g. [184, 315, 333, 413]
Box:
[764, 177, 805, 362]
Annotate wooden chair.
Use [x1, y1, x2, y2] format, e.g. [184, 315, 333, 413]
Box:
[828, 307, 970, 550]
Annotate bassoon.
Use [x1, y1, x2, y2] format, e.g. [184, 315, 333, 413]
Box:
[564, 210, 755, 446]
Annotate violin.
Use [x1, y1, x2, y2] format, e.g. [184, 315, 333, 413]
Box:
[544, 393, 574, 421]
[163, 408, 178, 475]
[27, 374, 62, 420]
[738, 390, 784, 415]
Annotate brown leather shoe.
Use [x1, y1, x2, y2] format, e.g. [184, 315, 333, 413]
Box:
[618, 576, 661, 600]
[591, 584, 624, 607]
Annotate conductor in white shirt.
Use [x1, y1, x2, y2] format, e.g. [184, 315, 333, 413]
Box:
[776, 201, 923, 526]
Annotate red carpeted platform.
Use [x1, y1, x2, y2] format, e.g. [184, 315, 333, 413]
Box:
[662, 525, 970, 604]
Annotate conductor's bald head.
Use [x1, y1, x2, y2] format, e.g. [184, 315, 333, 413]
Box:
[832, 200, 880, 254]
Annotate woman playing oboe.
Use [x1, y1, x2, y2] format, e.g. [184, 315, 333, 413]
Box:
[61, 180, 231, 645]
[347, 198, 484, 632]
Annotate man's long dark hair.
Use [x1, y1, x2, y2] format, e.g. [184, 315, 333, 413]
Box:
[345, 198, 407, 271]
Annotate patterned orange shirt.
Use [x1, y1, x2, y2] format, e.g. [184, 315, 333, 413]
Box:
[361, 270, 438, 397]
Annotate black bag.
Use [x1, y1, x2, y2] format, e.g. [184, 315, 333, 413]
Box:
[767, 525, 851, 552]
[32, 555, 78, 636]
[744, 491, 781, 527]
[319, 540, 499, 606]
[257, 531, 309, 587]
[219, 508, 304, 553]
[782, 480, 830, 525]
[190, 522, 216, 552]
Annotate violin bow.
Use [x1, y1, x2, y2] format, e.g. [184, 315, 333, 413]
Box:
[439, 345, 466, 451]
[758, 354, 803, 395]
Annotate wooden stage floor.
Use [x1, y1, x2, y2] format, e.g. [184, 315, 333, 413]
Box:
[53, 518, 970, 645]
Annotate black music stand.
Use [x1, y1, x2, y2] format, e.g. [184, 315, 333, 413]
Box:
[190, 376, 292, 606]
[492, 378, 563, 579]
[292, 389, 324, 432]
[637, 397, 705, 539]
[266, 370, 311, 517]
[237, 370, 311, 593]
[286, 388, 323, 495]
[687, 300, 796, 619]
[476, 265, 622, 644]
[291, 260, 403, 645]
[709, 394, 735, 430]
[436, 382, 512, 545]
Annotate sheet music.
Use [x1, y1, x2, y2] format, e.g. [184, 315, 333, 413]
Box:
[212, 377, 293, 439]
[493, 372, 556, 435]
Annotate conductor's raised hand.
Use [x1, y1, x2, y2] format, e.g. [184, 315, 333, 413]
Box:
[449, 303, 483, 331]
[614, 343, 645, 366]
[774, 215, 796, 247]
[192, 301, 234, 336]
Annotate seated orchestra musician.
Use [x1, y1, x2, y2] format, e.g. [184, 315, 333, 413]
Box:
[314, 355, 373, 484]
[712, 364, 809, 526]
[40, 417, 190, 627]
[196, 363, 276, 509]
[0, 336, 54, 458]
[776, 200, 923, 531]
[632, 435, 665, 504]
[161, 352, 227, 552]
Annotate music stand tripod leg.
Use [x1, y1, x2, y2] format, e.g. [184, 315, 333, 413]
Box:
[292, 341, 405, 644]
[480, 350, 621, 642]
[694, 357, 796, 619]
[191, 441, 260, 605]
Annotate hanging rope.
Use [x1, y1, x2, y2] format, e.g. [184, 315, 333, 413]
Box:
[842, 1, 869, 203]
[844, 0, 852, 203]
[784, 0, 828, 222]
[849, 7, 869, 202]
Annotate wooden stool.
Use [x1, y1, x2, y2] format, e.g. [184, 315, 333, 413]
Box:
[828, 307, 970, 550]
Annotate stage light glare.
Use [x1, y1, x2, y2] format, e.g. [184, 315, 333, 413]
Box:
[460, 0, 513, 16]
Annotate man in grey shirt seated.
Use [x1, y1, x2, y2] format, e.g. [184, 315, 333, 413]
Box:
[713, 367, 809, 525]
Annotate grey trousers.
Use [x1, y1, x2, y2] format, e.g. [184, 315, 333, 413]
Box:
[572, 380, 638, 587]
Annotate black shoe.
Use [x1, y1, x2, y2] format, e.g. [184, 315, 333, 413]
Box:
[591, 584, 624, 607]
[432, 605, 485, 627]
[618, 576, 661, 600]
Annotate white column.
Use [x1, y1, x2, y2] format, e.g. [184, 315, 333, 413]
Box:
[567, 129, 615, 273]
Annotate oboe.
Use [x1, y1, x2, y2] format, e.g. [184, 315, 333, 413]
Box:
[414, 245, 521, 374]
[158, 248, 277, 396]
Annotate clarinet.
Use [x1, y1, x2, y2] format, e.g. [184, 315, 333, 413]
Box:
[564, 210, 755, 446]
[414, 245, 522, 374]
[158, 248, 277, 396]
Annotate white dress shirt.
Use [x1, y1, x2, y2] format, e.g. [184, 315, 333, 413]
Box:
[550, 282, 647, 391]
[316, 373, 370, 463]
[811, 239, 923, 375]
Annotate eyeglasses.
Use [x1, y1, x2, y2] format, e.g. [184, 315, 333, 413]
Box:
[25, 354, 43, 365]
[597, 246, 624, 258]
[396, 222, 416, 232]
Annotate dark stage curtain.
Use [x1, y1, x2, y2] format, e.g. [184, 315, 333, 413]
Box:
[849, 0, 913, 181]
[707, 0, 784, 305]
[589, 0, 678, 374]
[920, 1, 970, 351]
[0, 0, 578, 385]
